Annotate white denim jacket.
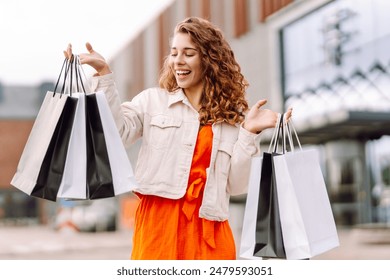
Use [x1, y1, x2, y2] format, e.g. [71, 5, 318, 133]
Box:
[90, 74, 262, 221]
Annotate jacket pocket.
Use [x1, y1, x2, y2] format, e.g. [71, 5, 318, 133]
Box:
[149, 115, 182, 148]
[211, 141, 234, 217]
[216, 141, 234, 177]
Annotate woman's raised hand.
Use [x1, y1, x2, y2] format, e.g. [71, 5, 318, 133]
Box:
[63, 42, 112, 76]
[243, 99, 293, 134]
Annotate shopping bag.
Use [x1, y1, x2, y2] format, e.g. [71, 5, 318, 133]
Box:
[253, 152, 286, 259]
[273, 120, 339, 259]
[239, 155, 263, 259]
[253, 114, 286, 259]
[30, 96, 78, 201]
[240, 113, 286, 259]
[10, 59, 71, 198]
[30, 58, 82, 201]
[94, 91, 137, 196]
[56, 92, 87, 200]
[85, 93, 115, 199]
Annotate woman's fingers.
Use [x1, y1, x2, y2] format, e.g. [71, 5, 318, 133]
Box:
[255, 99, 267, 109]
[63, 42, 110, 74]
[86, 42, 93, 53]
[285, 107, 293, 121]
[63, 43, 73, 60]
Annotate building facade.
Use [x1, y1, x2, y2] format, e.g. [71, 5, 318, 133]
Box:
[0, 82, 53, 225]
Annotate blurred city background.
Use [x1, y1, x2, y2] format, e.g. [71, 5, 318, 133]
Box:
[1, 0, 390, 260]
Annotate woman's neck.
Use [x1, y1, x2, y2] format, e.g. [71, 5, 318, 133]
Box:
[183, 88, 203, 111]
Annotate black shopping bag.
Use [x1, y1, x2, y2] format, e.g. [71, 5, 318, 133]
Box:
[85, 93, 115, 199]
[253, 152, 286, 259]
[30, 96, 78, 201]
[253, 113, 286, 259]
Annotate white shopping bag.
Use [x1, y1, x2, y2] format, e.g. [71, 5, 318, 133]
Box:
[273, 140, 339, 259]
[11, 59, 70, 196]
[57, 92, 87, 200]
[239, 156, 263, 260]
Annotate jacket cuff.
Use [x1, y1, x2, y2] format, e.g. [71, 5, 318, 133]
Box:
[238, 125, 262, 156]
[90, 73, 115, 91]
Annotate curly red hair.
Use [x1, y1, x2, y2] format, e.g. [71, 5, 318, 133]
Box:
[159, 17, 249, 126]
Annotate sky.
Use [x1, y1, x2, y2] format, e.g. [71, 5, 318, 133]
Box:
[0, 0, 173, 85]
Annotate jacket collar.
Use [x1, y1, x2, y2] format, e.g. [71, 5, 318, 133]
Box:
[168, 88, 187, 107]
[168, 88, 199, 114]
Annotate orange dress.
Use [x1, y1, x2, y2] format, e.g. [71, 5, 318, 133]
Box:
[131, 124, 236, 260]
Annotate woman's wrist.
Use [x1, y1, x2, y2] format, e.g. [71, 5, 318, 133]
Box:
[97, 65, 112, 76]
[242, 121, 261, 134]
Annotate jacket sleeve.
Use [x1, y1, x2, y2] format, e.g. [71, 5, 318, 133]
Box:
[227, 125, 262, 196]
[89, 73, 144, 148]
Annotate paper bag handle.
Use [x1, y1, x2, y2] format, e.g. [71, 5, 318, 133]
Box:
[268, 113, 285, 154]
[284, 117, 302, 152]
[53, 58, 72, 96]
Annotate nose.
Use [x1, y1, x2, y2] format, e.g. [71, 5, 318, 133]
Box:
[174, 53, 185, 65]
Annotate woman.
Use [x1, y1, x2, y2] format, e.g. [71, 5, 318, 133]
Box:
[65, 17, 291, 260]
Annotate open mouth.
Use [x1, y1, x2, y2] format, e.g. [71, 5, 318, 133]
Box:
[176, 70, 191, 77]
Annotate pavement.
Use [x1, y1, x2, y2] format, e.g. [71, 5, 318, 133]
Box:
[0, 225, 133, 260]
[1, 223, 390, 260]
[313, 225, 390, 260]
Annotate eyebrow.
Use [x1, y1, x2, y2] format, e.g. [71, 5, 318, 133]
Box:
[171, 47, 198, 51]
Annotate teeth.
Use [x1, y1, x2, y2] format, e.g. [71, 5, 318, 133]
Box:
[176, 70, 190, 75]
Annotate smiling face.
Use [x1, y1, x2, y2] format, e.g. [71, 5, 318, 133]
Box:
[169, 32, 204, 97]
